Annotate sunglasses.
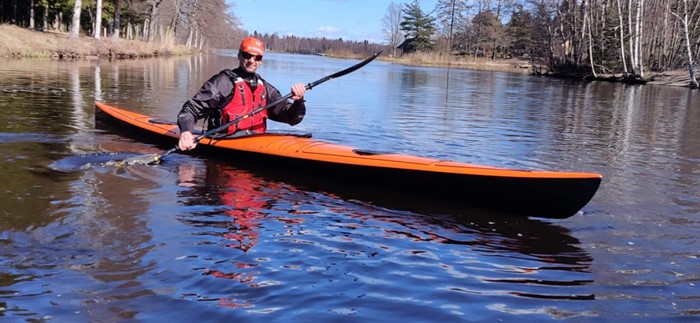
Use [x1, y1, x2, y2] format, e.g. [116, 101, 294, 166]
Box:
[241, 52, 263, 61]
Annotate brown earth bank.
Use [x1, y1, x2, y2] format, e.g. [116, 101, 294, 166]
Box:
[0, 24, 194, 59]
[536, 68, 697, 88]
[1, 24, 694, 89]
[588, 70, 697, 88]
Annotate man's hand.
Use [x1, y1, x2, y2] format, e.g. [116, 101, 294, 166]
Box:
[178, 131, 197, 151]
[291, 83, 306, 101]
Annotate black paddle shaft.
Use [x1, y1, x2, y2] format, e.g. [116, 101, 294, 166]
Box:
[157, 51, 382, 160]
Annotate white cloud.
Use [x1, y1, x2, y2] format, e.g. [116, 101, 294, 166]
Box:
[315, 26, 341, 38]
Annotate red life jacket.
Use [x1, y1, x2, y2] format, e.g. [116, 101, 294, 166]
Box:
[221, 72, 267, 134]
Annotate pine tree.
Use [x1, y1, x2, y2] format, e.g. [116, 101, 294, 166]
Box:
[399, 0, 436, 52]
[506, 4, 533, 57]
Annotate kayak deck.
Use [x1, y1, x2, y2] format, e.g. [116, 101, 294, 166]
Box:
[95, 102, 602, 219]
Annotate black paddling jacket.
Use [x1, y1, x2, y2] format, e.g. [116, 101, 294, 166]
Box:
[177, 67, 306, 134]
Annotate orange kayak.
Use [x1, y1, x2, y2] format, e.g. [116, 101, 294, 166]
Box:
[95, 102, 602, 219]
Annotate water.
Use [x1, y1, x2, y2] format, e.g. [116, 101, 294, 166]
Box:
[0, 52, 698, 321]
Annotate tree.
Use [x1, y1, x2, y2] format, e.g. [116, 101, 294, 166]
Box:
[400, 0, 436, 52]
[146, 0, 162, 42]
[471, 10, 502, 59]
[382, 2, 404, 57]
[29, 0, 35, 29]
[69, 0, 82, 39]
[670, 0, 699, 88]
[94, 0, 103, 39]
[489, 0, 516, 59]
[506, 4, 533, 57]
[530, 0, 555, 70]
[112, 0, 121, 39]
[435, 0, 470, 54]
[628, 0, 645, 77]
[615, 0, 629, 75]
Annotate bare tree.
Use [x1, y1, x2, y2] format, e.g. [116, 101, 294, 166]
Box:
[628, 0, 645, 77]
[435, 0, 471, 54]
[382, 2, 404, 57]
[582, 0, 596, 77]
[94, 0, 103, 39]
[69, 0, 82, 39]
[670, 0, 698, 87]
[29, 0, 35, 29]
[490, 0, 515, 59]
[146, 0, 163, 42]
[616, 0, 629, 75]
[113, 0, 121, 39]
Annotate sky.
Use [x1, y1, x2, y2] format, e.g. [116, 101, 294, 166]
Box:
[230, 0, 438, 45]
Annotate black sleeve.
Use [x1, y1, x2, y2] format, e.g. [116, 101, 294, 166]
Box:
[264, 81, 306, 126]
[177, 71, 234, 133]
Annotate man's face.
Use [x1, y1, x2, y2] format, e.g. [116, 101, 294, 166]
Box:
[238, 51, 263, 73]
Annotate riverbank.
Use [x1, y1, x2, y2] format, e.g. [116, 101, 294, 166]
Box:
[0, 24, 194, 59]
[377, 51, 695, 88]
[331, 50, 695, 88]
[383, 52, 533, 74]
[2, 24, 693, 88]
[322, 49, 532, 74]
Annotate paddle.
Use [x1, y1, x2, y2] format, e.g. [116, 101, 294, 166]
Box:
[113, 51, 382, 166]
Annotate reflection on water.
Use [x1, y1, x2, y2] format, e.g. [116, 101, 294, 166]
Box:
[167, 160, 595, 316]
[0, 54, 698, 320]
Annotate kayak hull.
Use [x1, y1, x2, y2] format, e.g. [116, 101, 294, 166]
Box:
[95, 102, 602, 219]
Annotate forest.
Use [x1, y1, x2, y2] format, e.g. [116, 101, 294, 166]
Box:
[1, 0, 698, 87]
[389, 0, 698, 86]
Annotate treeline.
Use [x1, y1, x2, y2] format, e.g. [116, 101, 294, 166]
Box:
[386, 0, 698, 86]
[0, 0, 391, 57]
[2, 1, 697, 86]
[250, 31, 391, 57]
[0, 0, 245, 48]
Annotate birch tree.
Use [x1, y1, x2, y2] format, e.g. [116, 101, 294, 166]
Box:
[583, 0, 596, 77]
[29, 0, 35, 29]
[628, 0, 645, 77]
[616, 0, 629, 74]
[670, 0, 698, 87]
[68, 0, 82, 39]
[94, 0, 103, 39]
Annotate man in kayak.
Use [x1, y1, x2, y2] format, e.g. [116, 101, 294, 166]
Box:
[176, 36, 306, 151]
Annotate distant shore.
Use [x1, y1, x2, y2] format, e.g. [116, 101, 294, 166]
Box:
[1, 24, 693, 88]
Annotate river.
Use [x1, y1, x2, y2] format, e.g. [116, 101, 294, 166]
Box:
[0, 52, 698, 321]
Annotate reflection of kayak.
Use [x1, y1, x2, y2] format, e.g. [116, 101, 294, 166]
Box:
[95, 102, 602, 219]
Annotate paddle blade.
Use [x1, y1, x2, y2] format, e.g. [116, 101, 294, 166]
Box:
[109, 153, 162, 166]
[49, 152, 151, 172]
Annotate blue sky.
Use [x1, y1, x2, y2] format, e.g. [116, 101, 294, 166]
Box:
[231, 0, 438, 44]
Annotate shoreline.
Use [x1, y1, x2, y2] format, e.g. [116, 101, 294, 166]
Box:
[2, 25, 694, 89]
[0, 24, 195, 59]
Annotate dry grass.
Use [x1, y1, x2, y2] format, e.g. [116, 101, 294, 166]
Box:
[0, 24, 194, 59]
[386, 51, 533, 73]
[325, 48, 365, 60]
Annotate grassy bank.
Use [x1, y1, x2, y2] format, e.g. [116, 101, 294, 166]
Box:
[0, 24, 194, 59]
[326, 49, 532, 74]
[385, 51, 532, 73]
